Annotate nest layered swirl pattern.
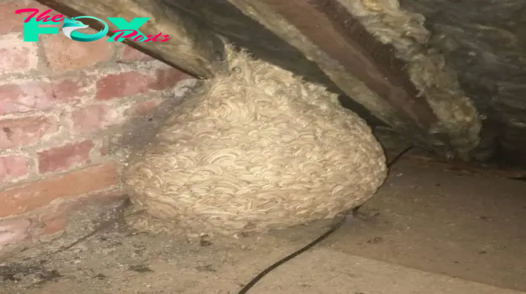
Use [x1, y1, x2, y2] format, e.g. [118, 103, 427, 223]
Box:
[123, 47, 387, 236]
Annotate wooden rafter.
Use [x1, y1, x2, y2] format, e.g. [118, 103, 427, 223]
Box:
[37, 0, 484, 159]
[226, 0, 445, 145]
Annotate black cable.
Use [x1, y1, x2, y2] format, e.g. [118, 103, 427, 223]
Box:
[385, 145, 414, 169]
[237, 145, 413, 294]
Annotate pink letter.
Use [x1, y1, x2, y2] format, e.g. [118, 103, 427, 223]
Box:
[143, 34, 154, 42]
[51, 15, 64, 22]
[152, 32, 163, 42]
[112, 29, 138, 41]
[15, 8, 40, 23]
[36, 9, 54, 22]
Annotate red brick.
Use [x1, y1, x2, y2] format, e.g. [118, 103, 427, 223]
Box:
[0, 163, 119, 218]
[0, 34, 39, 74]
[43, 33, 112, 72]
[52, 75, 90, 101]
[0, 1, 33, 34]
[38, 189, 125, 236]
[149, 67, 188, 91]
[0, 155, 31, 182]
[92, 138, 110, 157]
[96, 71, 153, 100]
[121, 46, 154, 62]
[0, 116, 58, 150]
[0, 1, 60, 34]
[39, 202, 72, 235]
[0, 218, 31, 247]
[0, 46, 31, 73]
[41, 215, 67, 235]
[71, 104, 123, 134]
[0, 77, 88, 115]
[130, 98, 163, 116]
[38, 140, 94, 174]
[0, 81, 53, 115]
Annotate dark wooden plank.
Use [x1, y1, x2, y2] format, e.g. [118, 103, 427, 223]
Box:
[36, 0, 227, 78]
[163, 0, 400, 129]
[226, 0, 440, 145]
[37, 0, 490, 159]
[264, 0, 439, 130]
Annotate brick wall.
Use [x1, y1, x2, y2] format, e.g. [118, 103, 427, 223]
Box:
[0, 0, 195, 252]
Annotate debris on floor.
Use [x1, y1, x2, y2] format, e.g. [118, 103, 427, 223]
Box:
[1, 159, 525, 294]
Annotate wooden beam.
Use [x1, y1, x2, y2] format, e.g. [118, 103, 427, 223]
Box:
[226, 0, 446, 146]
[165, 0, 387, 125]
[36, 0, 227, 78]
[273, 0, 439, 128]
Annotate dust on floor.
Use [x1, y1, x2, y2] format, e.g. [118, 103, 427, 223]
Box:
[1, 159, 525, 294]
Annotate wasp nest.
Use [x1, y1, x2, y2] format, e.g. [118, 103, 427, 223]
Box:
[123, 46, 387, 237]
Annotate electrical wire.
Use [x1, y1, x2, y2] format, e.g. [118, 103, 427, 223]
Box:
[237, 145, 413, 294]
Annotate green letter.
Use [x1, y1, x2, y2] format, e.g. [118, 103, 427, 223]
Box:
[23, 18, 59, 42]
[106, 17, 149, 42]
